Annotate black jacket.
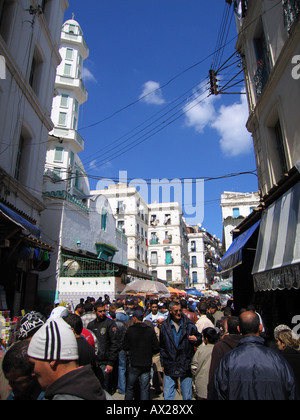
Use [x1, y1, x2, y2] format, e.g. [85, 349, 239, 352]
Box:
[44, 366, 107, 400]
[123, 322, 160, 368]
[159, 313, 202, 377]
[87, 316, 119, 366]
[214, 335, 300, 400]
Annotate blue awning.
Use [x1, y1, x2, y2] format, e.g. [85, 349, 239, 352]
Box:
[218, 220, 261, 273]
[0, 202, 41, 238]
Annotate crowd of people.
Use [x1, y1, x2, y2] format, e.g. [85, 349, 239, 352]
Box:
[1, 293, 300, 401]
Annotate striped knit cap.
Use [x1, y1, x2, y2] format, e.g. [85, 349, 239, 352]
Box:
[27, 318, 78, 361]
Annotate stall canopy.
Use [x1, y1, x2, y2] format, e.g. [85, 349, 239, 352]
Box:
[0, 202, 41, 238]
[185, 288, 204, 297]
[252, 182, 300, 292]
[218, 220, 261, 274]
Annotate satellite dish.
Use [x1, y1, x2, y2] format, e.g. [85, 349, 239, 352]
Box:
[62, 260, 80, 277]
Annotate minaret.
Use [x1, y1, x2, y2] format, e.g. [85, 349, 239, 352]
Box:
[44, 17, 89, 196]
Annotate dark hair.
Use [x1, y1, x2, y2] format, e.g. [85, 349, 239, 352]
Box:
[227, 316, 240, 334]
[94, 300, 106, 310]
[203, 327, 219, 344]
[2, 341, 33, 377]
[197, 302, 207, 314]
[180, 299, 188, 309]
[169, 301, 181, 311]
[84, 302, 94, 312]
[239, 312, 260, 335]
[63, 313, 83, 335]
[75, 303, 84, 310]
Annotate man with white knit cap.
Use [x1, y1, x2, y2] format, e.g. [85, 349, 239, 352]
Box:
[28, 318, 107, 400]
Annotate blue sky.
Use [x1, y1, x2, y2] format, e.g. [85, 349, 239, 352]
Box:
[64, 0, 258, 240]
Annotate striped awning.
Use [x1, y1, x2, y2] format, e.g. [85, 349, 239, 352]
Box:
[252, 181, 300, 292]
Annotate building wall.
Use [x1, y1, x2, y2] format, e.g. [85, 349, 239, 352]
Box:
[0, 0, 68, 222]
[236, 0, 300, 195]
[221, 191, 261, 251]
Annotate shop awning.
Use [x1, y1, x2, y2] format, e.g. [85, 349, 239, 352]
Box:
[218, 220, 261, 274]
[0, 202, 41, 238]
[252, 182, 300, 292]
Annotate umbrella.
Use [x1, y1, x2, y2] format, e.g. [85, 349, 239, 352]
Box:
[185, 288, 204, 297]
[122, 279, 171, 297]
[168, 286, 183, 295]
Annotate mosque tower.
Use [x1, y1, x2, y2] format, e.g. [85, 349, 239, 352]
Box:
[44, 16, 90, 199]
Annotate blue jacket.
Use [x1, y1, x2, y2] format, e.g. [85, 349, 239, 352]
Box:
[214, 335, 300, 400]
[159, 313, 202, 377]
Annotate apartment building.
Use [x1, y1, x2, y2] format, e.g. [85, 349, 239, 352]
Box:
[187, 225, 222, 290]
[92, 183, 149, 273]
[95, 183, 192, 288]
[148, 202, 190, 288]
[220, 191, 260, 251]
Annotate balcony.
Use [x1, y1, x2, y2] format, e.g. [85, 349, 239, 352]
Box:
[254, 60, 270, 98]
[55, 75, 88, 104]
[61, 31, 89, 59]
[283, 0, 300, 32]
[51, 127, 84, 154]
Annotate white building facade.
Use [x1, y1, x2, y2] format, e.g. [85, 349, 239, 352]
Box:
[220, 191, 260, 251]
[0, 0, 69, 313]
[148, 202, 190, 288]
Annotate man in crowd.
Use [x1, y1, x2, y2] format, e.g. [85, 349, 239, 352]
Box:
[27, 317, 108, 400]
[159, 301, 202, 400]
[123, 309, 160, 400]
[214, 311, 300, 400]
[87, 300, 119, 394]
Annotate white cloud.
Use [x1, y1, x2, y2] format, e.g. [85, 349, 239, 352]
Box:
[139, 81, 165, 105]
[82, 67, 97, 83]
[183, 85, 218, 133]
[183, 86, 252, 157]
[211, 94, 252, 157]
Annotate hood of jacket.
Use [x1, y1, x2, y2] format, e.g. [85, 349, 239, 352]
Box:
[221, 334, 242, 351]
[44, 365, 106, 400]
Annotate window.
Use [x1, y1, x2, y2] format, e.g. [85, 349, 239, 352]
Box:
[69, 151, 74, 167]
[73, 116, 77, 130]
[74, 99, 79, 114]
[191, 256, 197, 267]
[64, 63, 72, 76]
[29, 47, 44, 97]
[60, 94, 69, 108]
[53, 167, 62, 180]
[14, 135, 24, 180]
[14, 131, 31, 184]
[68, 24, 76, 34]
[54, 146, 64, 163]
[151, 252, 158, 265]
[192, 272, 198, 283]
[233, 208, 240, 218]
[0, 0, 15, 43]
[253, 31, 270, 98]
[117, 220, 125, 231]
[166, 270, 172, 282]
[191, 241, 196, 251]
[65, 48, 74, 60]
[58, 112, 67, 126]
[101, 210, 107, 231]
[165, 251, 173, 265]
[152, 270, 158, 279]
[274, 119, 288, 175]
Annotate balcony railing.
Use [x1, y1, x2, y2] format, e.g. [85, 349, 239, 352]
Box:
[254, 58, 270, 98]
[283, 0, 300, 32]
